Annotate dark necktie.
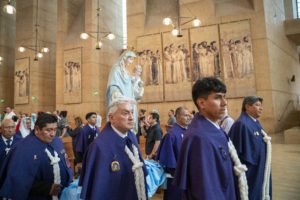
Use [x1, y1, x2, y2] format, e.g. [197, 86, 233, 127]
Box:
[125, 137, 133, 152]
[6, 139, 12, 148]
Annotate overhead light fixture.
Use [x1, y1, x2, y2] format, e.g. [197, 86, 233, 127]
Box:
[0, 56, 2, 65]
[3, 0, 16, 15]
[17, 0, 49, 61]
[162, 0, 201, 37]
[80, 32, 89, 40]
[79, 0, 115, 50]
[106, 33, 116, 40]
[163, 17, 172, 26]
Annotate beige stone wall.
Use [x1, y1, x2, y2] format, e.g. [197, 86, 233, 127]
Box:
[263, 0, 300, 132]
[128, 0, 300, 133]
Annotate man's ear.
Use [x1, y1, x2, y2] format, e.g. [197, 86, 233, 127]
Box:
[108, 114, 113, 123]
[245, 104, 251, 112]
[196, 98, 205, 110]
[34, 126, 39, 135]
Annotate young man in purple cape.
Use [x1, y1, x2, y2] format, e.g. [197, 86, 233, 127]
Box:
[0, 113, 73, 200]
[75, 112, 99, 168]
[0, 119, 22, 170]
[157, 106, 191, 200]
[174, 77, 238, 200]
[79, 97, 147, 200]
[229, 96, 272, 200]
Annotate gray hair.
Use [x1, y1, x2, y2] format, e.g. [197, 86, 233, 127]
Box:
[1, 118, 14, 127]
[108, 96, 136, 116]
[242, 96, 263, 112]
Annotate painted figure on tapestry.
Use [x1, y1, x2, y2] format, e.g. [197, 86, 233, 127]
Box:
[137, 49, 161, 86]
[164, 43, 190, 84]
[191, 40, 220, 80]
[221, 35, 254, 79]
[15, 70, 29, 97]
[64, 61, 81, 93]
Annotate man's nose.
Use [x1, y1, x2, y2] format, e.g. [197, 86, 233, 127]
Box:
[221, 97, 227, 106]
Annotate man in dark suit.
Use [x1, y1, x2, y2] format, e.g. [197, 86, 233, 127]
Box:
[0, 118, 22, 170]
[75, 112, 99, 169]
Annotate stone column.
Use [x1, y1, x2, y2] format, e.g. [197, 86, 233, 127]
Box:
[15, 0, 57, 113]
[0, 1, 16, 111]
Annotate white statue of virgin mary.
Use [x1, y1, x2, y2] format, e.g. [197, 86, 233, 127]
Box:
[106, 50, 143, 132]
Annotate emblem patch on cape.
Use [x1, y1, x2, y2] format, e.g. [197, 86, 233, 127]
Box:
[218, 145, 228, 160]
[111, 161, 120, 172]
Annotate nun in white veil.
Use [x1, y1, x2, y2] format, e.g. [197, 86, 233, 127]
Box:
[18, 117, 31, 138]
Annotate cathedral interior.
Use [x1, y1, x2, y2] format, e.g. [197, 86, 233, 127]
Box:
[0, 0, 300, 199]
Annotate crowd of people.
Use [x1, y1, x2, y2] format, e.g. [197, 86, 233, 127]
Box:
[0, 77, 272, 200]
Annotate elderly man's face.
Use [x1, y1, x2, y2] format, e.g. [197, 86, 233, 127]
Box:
[1, 119, 16, 139]
[109, 103, 134, 134]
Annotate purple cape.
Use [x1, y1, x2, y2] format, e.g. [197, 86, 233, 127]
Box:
[157, 123, 187, 200]
[229, 112, 272, 200]
[174, 113, 237, 200]
[75, 124, 100, 154]
[0, 132, 72, 200]
[79, 123, 147, 200]
[0, 134, 22, 170]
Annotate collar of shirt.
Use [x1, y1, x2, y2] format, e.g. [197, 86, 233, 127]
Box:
[1, 135, 13, 144]
[204, 117, 221, 129]
[111, 125, 128, 138]
[88, 124, 96, 130]
[176, 123, 188, 130]
[247, 114, 257, 122]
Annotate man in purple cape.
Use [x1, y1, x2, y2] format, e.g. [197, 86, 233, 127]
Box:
[0, 119, 22, 170]
[0, 113, 72, 200]
[174, 77, 238, 200]
[75, 112, 99, 166]
[229, 96, 272, 200]
[157, 107, 191, 200]
[79, 97, 147, 200]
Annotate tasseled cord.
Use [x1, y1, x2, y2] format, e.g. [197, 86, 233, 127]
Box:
[228, 140, 249, 200]
[261, 130, 272, 200]
[125, 145, 147, 200]
[45, 149, 61, 200]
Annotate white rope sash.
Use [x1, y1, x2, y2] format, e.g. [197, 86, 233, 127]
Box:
[228, 140, 249, 200]
[45, 148, 61, 200]
[261, 130, 272, 200]
[124, 144, 147, 200]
